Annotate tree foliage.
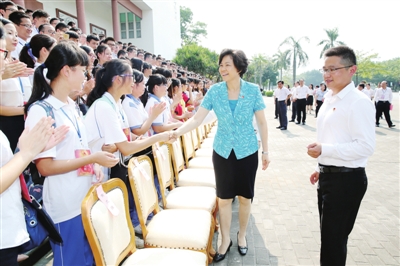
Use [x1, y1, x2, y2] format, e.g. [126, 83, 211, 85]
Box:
[280, 36, 309, 84]
[244, 54, 277, 89]
[173, 43, 219, 79]
[317, 28, 346, 58]
[180, 6, 207, 45]
[298, 70, 324, 86]
[272, 49, 290, 80]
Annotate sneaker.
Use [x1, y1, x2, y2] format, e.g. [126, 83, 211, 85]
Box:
[134, 225, 143, 236]
[135, 236, 144, 249]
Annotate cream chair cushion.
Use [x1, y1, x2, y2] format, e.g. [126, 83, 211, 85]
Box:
[187, 156, 214, 169]
[177, 169, 216, 188]
[91, 188, 132, 266]
[145, 209, 211, 250]
[123, 248, 207, 266]
[166, 186, 216, 211]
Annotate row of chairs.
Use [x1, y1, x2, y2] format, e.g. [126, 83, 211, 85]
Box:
[81, 121, 219, 265]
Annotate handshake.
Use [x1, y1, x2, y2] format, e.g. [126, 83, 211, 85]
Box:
[165, 131, 179, 143]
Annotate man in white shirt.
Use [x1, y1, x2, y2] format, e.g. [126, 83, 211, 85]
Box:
[374, 81, 395, 128]
[276, 81, 292, 130]
[307, 46, 375, 266]
[362, 83, 374, 100]
[289, 82, 298, 122]
[9, 11, 32, 59]
[273, 87, 279, 119]
[30, 10, 49, 39]
[294, 79, 308, 125]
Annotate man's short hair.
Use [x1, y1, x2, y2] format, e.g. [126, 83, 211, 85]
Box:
[104, 37, 115, 44]
[67, 21, 75, 27]
[8, 11, 29, 25]
[0, 1, 16, 11]
[49, 17, 59, 24]
[38, 23, 51, 33]
[277, 80, 284, 85]
[69, 27, 80, 33]
[66, 31, 79, 39]
[55, 22, 68, 31]
[324, 46, 357, 66]
[144, 52, 153, 61]
[86, 34, 99, 42]
[25, 9, 34, 14]
[32, 9, 49, 19]
[17, 5, 25, 12]
[127, 46, 136, 53]
[358, 84, 365, 89]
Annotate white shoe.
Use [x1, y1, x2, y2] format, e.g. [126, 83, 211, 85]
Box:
[135, 236, 144, 249]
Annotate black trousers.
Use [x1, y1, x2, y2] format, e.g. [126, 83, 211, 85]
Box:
[0, 246, 19, 266]
[318, 169, 367, 266]
[291, 100, 297, 121]
[278, 101, 288, 128]
[316, 100, 323, 117]
[375, 101, 393, 126]
[296, 98, 307, 123]
[274, 98, 279, 118]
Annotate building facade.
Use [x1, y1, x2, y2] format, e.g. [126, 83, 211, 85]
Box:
[12, 0, 181, 59]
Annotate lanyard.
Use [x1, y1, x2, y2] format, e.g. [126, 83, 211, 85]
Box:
[60, 107, 81, 140]
[103, 95, 126, 123]
[18, 78, 24, 96]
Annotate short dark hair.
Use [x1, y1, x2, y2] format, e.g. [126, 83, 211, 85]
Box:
[69, 27, 80, 33]
[17, 5, 25, 12]
[324, 46, 357, 66]
[127, 46, 136, 53]
[67, 21, 75, 27]
[38, 23, 51, 33]
[142, 62, 152, 70]
[0, 1, 16, 11]
[104, 37, 115, 44]
[49, 17, 60, 24]
[144, 52, 152, 60]
[117, 49, 127, 58]
[25, 9, 34, 14]
[9, 11, 30, 25]
[32, 9, 49, 19]
[358, 83, 365, 89]
[86, 34, 99, 42]
[277, 80, 284, 85]
[55, 22, 68, 31]
[66, 31, 79, 39]
[218, 49, 249, 77]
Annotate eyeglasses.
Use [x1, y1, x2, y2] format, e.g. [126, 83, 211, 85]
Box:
[47, 30, 56, 35]
[319, 65, 354, 74]
[0, 48, 9, 60]
[19, 23, 33, 29]
[5, 8, 17, 12]
[112, 74, 135, 82]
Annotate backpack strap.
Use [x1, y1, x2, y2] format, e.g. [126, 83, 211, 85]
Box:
[28, 100, 56, 128]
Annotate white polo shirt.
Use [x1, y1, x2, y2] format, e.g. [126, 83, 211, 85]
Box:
[25, 95, 93, 224]
[144, 93, 170, 135]
[296, 85, 308, 99]
[0, 131, 30, 249]
[277, 87, 291, 101]
[122, 94, 151, 137]
[374, 87, 393, 103]
[84, 92, 130, 166]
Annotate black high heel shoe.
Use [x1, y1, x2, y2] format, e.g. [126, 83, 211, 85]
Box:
[213, 240, 232, 262]
[237, 232, 248, 256]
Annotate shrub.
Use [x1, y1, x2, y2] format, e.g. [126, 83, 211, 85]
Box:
[263, 90, 273, 97]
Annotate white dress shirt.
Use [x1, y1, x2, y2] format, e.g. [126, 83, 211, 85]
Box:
[295, 85, 308, 99]
[374, 87, 393, 103]
[277, 87, 291, 101]
[316, 82, 375, 171]
[362, 88, 374, 100]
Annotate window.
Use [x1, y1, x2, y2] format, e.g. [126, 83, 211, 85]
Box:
[120, 12, 142, 40]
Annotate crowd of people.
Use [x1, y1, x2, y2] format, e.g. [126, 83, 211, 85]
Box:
[274, 77, 395, 130]
[0, 2, 223, 265]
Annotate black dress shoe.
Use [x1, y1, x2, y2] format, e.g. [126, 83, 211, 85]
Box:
[295, 122, 300, 124]
[280, 127, 287, 130]
[274, 117, 278, 119]
[213, 240, 232, 262]
[376, 124, 380, 127]
[389, 124, 396, 128]
[289, 120, 295, 122]
[302, 122, 305, 125]
[237, 232, 248, 256]
[276, 126, 282, 129]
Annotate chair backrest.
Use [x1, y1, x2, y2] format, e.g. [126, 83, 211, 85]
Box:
[168, 137, 185, 180]
[152, 143, 175, 207]
[128, 155, 159, 238]
[181, 131, 195, 166]
[81, 179, 136, 266]
[198, 126, 206, 142]
[191, 129, 201, 150]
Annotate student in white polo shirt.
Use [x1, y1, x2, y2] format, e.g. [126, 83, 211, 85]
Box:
[144, 74, 183, 135]
[24, 42, 119, 266]
[84, 60, 172, 236]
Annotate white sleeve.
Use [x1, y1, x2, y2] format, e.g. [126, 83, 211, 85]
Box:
[122, 99, 143, 129]
[145, 99, 163, 126]
[96, 101, 126, 144]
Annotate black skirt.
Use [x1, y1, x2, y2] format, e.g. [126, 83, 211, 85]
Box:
[212, 150, 258, 199]
[0, 115, 25, 152]
[307, 95, 314, 105]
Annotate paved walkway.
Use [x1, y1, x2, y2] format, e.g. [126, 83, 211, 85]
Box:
[35, 94, 399, 266]
[210, 94, 400, 266]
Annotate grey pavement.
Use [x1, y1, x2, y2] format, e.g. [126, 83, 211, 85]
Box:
[209, 93, 400, 266]
[35, 94, 399, 266]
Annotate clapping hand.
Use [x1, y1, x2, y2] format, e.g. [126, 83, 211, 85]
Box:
[3, 60, 34, 79]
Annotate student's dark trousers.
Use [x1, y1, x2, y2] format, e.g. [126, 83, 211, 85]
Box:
[274, 98, 279, 118]
[296, 98, 307, 123]
[318, 168, 367, 266]
[291, 100, 297, 121]
[316, 100, 323, 117]
[278, 101, 287, 128]
[375, 101, 393, 126]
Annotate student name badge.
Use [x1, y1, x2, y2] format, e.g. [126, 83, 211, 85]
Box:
[123, 128, 131, 141]
[75, 149, 94, 176]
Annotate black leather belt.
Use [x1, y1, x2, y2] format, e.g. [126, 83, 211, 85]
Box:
[319, 165, 364, 173]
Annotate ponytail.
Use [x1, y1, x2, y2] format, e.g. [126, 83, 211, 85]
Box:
[24, 64, 52, 114]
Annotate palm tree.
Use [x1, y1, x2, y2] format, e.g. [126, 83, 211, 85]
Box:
[318, 28, 346, 58]
[279, 36, 309, 84]
[250, 54, 268, 87]
[272, 49, 290, 81]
